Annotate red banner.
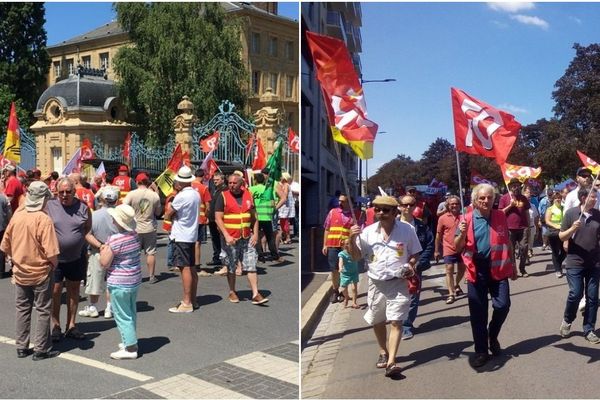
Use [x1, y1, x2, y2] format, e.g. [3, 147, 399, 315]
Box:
[167, 144, 184, 172]
[200, 131, 220, 153]
[500, 162, 541, 184]
[288, 127, 299, 153]
[452, 87, 520, 165]
[252, 138, 266, 170]
[123, 132, 131, 165]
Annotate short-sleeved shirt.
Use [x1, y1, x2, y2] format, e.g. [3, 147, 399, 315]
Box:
[0, 194, 10, 231]
[561, 207, 600, 268]
[123, 187, 162, 233]
[170, 186, 199, 243]
[356, 220, 422, 281]
[472, 209, 492, 259]
[338, 250, 359, 277]
[0, 209, 60, 286]
[46, 198, 89, 263]
[437, 212, 460, 256]
[564, 187, 600, 211]
[4, 176, 23, 213]
[90, 207, 118, 252]
[106, 231, 141, 288]
[498, 193, 530, 230]
[323, 208, 353, 230]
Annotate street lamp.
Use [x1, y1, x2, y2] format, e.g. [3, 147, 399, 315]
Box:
[361, 78, 397, 84]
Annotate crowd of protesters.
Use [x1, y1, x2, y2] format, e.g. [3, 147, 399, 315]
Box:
[0, 163, 297, 361]
[324, 165, 600, 376]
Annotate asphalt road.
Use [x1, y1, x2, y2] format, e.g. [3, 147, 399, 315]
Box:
[0, 232, 299, 399]
[303, 246, 600, 398]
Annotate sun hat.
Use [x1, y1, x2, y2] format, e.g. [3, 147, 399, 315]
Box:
[175, 166, 195, 183]
[4, 164, 15, 172]
[281, 172, 292, 182]
[371, 195, 399, 207]
[25, 181, 51, 212]
[107, 204, 136, 231]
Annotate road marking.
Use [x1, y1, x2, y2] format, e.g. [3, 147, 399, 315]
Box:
[0, 335, 152, 382]
[142, 373, 252, 399]
[225, 351, 299, 385]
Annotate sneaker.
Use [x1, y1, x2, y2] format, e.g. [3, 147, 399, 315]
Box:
[251, 293, 269, 305]
[402, 328, 414, 340]
[586, 331, 600, 344]
[228, 292, 240, 303]
[520, 270, 529, 278]
[32, 350, 60, 361]
[104, 308, 112, 319]
[556, 271, 563, 278]
[168, 302, 193, 313]
[78, 305, 99, 318]
[560, 320, 571, 338]
[470, 353, 490, 368]
[197, 270, 212, 277]
[330, 291, 339, 304]
[148, 276, 158, 284]
[110, 349, 138, 360]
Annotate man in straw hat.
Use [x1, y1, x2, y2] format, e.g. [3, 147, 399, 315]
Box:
[1, 181, 61, 360]
[164, 166, 200, 313]
[347, 195, 422, 379]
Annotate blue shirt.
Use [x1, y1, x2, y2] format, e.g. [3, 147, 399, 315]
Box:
[473, 209, 491, 259]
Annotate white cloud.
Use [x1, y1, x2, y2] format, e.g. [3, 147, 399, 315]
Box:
[491, 19, 509, 28]
[497, 103, 528, 114]
[488, 2, 535, 13]
[569, 16, 582, 25]
[510, 14, 550, 30]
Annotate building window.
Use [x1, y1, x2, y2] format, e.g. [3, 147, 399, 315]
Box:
[99, 52, 109, 70]
[82, 55, 91, 69]
[269, 73, 278, 94]
[252, 70, 261, 95]
[66, 59, 75, 75]
[251, 32, 261, 54]
[268, 37, 278, 57]
[53, 61, 61, 79]
[285, 76, 294, 98]
[52, 148, 63, 173]
[285, 41, 294, 61]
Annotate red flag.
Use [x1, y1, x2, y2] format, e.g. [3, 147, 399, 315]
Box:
[182, 151, 191, 167]
[200, 149, 219, 183]
[200, 131, 220, 153]
[167, 144, 184, 172]
[306, 31, 378, 160]
[123, 132, 131, 164]
[245, 134, 255, 160]
[252, 138, 266, 170]
[81, 138, 94, 161]
[4, 102, 20, 163]
[576, 150, 600, 175]
[500, 162, 542, 184]
[288, 128, 299, 153]
[451, 87, 520, 165]
[0, 154, 13, 170]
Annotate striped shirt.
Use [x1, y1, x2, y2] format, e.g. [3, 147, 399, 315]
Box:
[106, 231, 141, 288]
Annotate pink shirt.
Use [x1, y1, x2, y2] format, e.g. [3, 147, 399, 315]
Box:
[437, 212, 461, 256]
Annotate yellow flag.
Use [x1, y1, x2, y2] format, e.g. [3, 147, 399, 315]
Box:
[4, 102, 20, 163]
[155, 168, 176, 197]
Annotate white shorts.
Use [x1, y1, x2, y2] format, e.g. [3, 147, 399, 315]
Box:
[85, 252, 106, 296]
[363, 277, 410, 325]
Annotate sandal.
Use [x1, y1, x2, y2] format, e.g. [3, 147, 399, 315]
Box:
[385, 363, 402, 378]
[455, 286, 464, 296]
[65, 326, 86, 340]
[376, 353, 388, 368]
[51, 326, 62, 343]
[446, 295, 455, 305]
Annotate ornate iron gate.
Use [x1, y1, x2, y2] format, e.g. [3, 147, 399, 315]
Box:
[0, 128, 37, 171]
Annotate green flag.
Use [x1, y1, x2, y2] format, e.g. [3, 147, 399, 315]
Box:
[264, 139, 283, 199]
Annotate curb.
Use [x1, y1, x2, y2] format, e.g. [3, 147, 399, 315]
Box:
[300, 277, 332, 345]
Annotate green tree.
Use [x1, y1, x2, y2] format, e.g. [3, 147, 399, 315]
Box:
[113, 3, 247, 144]
[0, 3, 49, 129]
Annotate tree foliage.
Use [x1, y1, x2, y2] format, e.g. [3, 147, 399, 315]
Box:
[0, 3, 49, 129]
[113, 3, 247, 144]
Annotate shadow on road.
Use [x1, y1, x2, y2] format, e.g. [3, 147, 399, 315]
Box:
[79, 319, 116, 333]
[139, 336, 170, 355]
[398, 340, 472, 371]
[136, 301, 155, 312]
[304, 325, 373, 349]
[52, 332, 100, 352]
[196, 294, 222, 306]
[416, 315, 471, 334]
[553, 341, 600, 363]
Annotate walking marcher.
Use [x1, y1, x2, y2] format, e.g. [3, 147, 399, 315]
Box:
[0, 191, 12, 278]
[523, 184, 540, 264]
[347, 195, 422, 378]
[123, 172, 161, 284]
[399, 195, 434, 340]
[455, 183, 518, 368]
[165, 166, 200, 313]
[215, 173, 269, 305]
[558, 188, 600, 344]
[249, 172, 282, 263]
[47, 177, 92, 342]
[564, 167, 598, 211]
[79, 187, 119, 319]
[3, 164, 24, 213]
[323, 194, 354, 303]
[191, 169, 211, 275]
[338, 239, 359, 309]
[100, 204, 142, 359]
[545, 192, 566, 278]
[277, 172, 295, 244]
[0, 182, 60, 360]
[435, 195, 467, 304]
[498, 178, 530, 277]
[207, 172, 227, 274]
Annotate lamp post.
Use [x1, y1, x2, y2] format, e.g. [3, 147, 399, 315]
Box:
[361, 78, 397, 84]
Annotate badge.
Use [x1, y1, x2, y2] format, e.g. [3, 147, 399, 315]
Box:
[396, 242, 404, 257]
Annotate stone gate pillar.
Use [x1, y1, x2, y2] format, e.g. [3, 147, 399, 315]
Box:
[173, 96, 196, 155]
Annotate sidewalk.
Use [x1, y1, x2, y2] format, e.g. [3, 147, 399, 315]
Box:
[302, 247, 600, 398]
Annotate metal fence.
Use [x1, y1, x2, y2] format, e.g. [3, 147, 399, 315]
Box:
[0, 128, 37, 171]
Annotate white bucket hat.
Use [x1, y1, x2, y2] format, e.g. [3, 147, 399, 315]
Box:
[175, 166, 195, 183]
[107, 204, 136, 232]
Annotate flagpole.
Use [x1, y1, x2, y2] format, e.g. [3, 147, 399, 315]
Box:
[333, 140, 358, 226]
[455, 150, 465, 211]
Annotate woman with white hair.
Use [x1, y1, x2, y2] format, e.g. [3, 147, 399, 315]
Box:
[276, 172, 295, 244]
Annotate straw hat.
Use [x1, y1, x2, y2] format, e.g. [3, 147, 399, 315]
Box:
[107, 204, 136, 231]
[371, 195, 399, 207]
[175, 166, 195, 183]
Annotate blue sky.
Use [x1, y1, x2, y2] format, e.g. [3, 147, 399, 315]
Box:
[359, 2, 600, 173]
[45, 2, 299, 45]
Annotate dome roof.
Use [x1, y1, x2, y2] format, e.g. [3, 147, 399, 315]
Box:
[36, 75, 118, 111]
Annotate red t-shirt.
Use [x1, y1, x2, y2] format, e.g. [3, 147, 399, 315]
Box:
[498, 193, 530, 230]
[4, 176, 24, 212]
[436, 212, 461, 256]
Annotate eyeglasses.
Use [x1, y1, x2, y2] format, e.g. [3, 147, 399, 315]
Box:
[374, 207, 393, 213]
[58, 190, 73, 195]
[398, 203, 415, 208]
[580, 174, 592, 179]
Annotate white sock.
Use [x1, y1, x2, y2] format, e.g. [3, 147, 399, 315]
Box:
[89, 303, 97, 310]
[106, 302, 111, 311]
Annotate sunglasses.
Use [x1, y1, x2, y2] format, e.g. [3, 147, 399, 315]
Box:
[580, 174, 592, 178]
[374, 207, 393, 213]
[58, 190, 73, 195]
[399, 203, 416, 207]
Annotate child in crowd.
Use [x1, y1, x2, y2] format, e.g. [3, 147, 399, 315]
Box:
[338, 239, 360, 309]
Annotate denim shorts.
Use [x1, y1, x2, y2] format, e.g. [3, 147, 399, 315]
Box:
[220, 238, 258, 273]
[444, 254, 463, 265]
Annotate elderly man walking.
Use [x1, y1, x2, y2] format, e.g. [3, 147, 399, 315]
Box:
[47, 177, 92, 341]
[165, 166, 200, 313]
[348, 195, 422, 378]
[1, 182, 60, 360]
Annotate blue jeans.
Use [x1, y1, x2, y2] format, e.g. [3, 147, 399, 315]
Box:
[564, 266, 600, 335]
[109, 286, 139, 347]
[402, 271, 423, 332]
[467, 260, 511, 354]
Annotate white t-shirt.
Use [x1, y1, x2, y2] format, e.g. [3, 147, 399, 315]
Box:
[356, 220, 422, 281]
[170, 186, 200, 242]
[564, 186, 600, 212]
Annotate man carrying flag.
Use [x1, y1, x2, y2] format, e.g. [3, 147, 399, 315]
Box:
[155, 144, 184, 197]
[498, 178, 530, 277]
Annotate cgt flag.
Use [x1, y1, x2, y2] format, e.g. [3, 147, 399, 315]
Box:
[252, 138, 266, 170]
[451, 88, 521, 165]
[576, 150, 600, 175]
[306, 31, 378, 160]
[200, 131, 220, 153]
[288, 128, 299, 153]
[470, 169, 498, 188]
[500, 162, 541, 184]
[155, 144, 183, 197]
[123, 132, 132, 166]
[4, 102, 21, 163]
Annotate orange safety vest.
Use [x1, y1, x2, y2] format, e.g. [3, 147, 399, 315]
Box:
[461, 209, 514, 283]
[112, 176, 132, 203]
[325, 208, 353, 248]
[222, 189, 254, 239]
[191, 181, 210, 225]
[163, 194, 175, 232]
